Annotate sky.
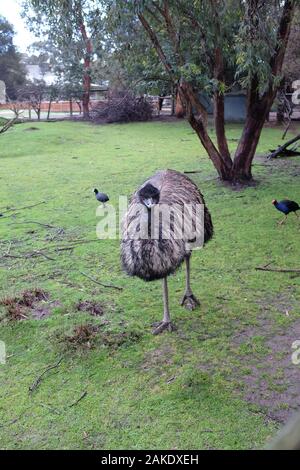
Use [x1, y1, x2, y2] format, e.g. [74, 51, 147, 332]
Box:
[0, 0, 37, 52]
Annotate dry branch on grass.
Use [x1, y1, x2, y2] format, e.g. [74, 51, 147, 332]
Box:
[0, 199, 55, 215]
[2, 251, 56, 261]
[267, 133, 300, 159]
[79, 271, 123, 291]
[0, 238, 103, 268]
[0, 116, 19, 135]
[69, 391, 87, 408]
[29, 357, 63, 393]
[9, 220, 61, 229]
[256, 266, 300, 273]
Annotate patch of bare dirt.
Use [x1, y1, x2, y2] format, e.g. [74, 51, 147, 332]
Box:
[61, 324, 142, 351]
[76, 300, 104, 317]
[255, 154, 300, 177]
[24, 127, 40, 131]
[141, 343, 176, 372]
[100, 330, 142, 350]
[256, 290, 298, 316]
[232, 315, 300, 423]
[31, 301, 61, 320]
[0, 289, 56, 321]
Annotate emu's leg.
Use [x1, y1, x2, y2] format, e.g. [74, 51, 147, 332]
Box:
[180, 253, 200, 310]
[152, 277, 176, 335]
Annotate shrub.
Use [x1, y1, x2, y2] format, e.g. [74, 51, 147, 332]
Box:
[91, 92, 153, 123]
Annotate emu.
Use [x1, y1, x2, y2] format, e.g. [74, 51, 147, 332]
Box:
[121, 169, 213, 334]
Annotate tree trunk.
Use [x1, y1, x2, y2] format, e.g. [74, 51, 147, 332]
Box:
[79, 20, 92, 119]
[232, 81, 275, 180]
[69, 99, 73, 116]
[82, 69, 90, 118]
[179, 81, 233, 180]
[171, 84, 175, 116]
[47, 99, 52, 120]
[175, 90, 185, 118]
[213, 46, 231, 162]
[76, 101, 82, 114]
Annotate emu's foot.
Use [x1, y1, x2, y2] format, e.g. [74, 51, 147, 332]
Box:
[151, 321, 176, 335]
[180, 293, 200, 310]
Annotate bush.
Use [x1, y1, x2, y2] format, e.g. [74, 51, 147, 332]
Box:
[91, 92, 153, 123]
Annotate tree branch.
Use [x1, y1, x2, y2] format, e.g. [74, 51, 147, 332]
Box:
[137, 12, 174, 77]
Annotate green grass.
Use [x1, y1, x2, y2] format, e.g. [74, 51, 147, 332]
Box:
[0, 120, 299, 449]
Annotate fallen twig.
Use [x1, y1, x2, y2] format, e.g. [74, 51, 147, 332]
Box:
[50, 239, 99, 248]
[32, 250, 55, 261]
[29, 357, 63, 393]
[0, 212, 20, 219]
[256, 266, 300, 273]
[79, 271, 123, 291]
[2, 250, 55, 261]
[9, 220, 60, 229]
[0, 115, 19, 135]
[0, 412, 26, 428]
[69, 391, 87, 408]
[1, 199, 54, 215]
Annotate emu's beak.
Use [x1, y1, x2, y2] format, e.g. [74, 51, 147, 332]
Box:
[144, 198, 155, 208]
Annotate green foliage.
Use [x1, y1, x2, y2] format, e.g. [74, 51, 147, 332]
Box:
[104, 2, 172, 94]
[0, 16, 26, 99]
[109, 1, 296, 97]
[22, 1, 105, 88]
[234, 1, 284, 95]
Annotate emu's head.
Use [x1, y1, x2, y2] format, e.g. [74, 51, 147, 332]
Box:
[138, 183, 160, 209]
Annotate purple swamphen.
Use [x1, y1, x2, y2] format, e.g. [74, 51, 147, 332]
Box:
[272, 199, 300, 225]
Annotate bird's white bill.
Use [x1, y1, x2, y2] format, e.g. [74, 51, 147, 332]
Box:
[143, 198, 155, 208]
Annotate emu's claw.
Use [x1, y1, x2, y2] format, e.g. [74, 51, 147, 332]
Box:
[151, 321, 176, 335]
[180, 293, 200, 310]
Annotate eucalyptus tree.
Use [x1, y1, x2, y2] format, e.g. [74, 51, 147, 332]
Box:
[0, 16, 26, 100]
[22, 0, 104, 118]
[104, 6, 172, 97]
[111, 0, 296, 182]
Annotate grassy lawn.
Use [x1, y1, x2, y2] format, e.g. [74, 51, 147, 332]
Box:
[0, 119, 299, 450]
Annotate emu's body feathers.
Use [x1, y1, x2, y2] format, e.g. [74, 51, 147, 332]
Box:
[121, 169, 213, 281]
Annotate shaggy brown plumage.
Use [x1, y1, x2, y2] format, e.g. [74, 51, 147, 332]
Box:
[121, 169, 213, 334]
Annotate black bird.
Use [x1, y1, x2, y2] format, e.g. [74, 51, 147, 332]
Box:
[272, 199, 300, 225]
[94, 188, 109, 206]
